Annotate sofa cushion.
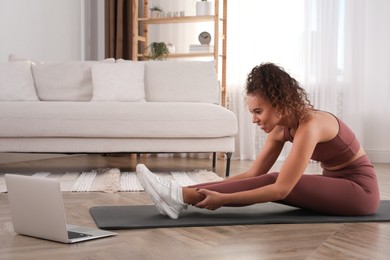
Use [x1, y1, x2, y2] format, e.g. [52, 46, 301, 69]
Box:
[91, 62, 145, 102]
[9, 55, 115, 101]
[0, 102, 237, 138]
[0, 62, 38, 101]
[144, 61, 219, 104]
[32, 60, 115, 101]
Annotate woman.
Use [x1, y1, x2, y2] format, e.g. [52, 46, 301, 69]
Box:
[137, 62, 380, 219]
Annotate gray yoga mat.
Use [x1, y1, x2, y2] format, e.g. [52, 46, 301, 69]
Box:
[90, 200, 390, 230]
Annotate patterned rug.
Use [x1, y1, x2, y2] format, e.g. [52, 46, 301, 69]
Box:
[0, 168, 223, 193]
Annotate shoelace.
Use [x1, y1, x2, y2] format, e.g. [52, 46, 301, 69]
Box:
[157, 176, 172, 188]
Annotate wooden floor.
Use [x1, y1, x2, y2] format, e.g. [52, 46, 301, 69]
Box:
[1, 154, 390, 260]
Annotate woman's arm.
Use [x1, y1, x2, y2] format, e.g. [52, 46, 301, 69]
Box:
[197, 120, 321, 209]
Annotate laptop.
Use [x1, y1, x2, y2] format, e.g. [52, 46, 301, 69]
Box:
[5, 174, 117, 243]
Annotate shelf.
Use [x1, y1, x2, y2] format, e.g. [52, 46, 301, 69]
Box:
[138, 15, 215, 24]
[132, 0, 227, 106]
[138, 52, 215, 59]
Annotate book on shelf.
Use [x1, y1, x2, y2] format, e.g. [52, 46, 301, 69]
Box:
[189, 44, 214, 53]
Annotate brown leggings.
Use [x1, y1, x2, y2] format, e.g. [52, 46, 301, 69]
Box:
[189, 155, 380, 215]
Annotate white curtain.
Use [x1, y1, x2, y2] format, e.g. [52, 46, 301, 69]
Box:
[226, 0, 371, 160]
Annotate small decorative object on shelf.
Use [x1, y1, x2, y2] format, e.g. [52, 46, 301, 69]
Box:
[198, 31, 212, 45]
[167, 43, 176, 54]
[196, 0, 213, 16]
[150, 5, 163, 18]
[189, 44, 214, 53]
[146, 42, 170, 60]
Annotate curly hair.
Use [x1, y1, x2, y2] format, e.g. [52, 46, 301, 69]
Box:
[245, 63, 313, 124]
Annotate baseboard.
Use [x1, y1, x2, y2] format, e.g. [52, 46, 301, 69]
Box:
[0, 153, 74, 164]
[366, 149, 390, 163]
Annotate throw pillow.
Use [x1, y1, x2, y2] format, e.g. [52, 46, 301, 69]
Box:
[91, 62, 145, 102]
[8, 54, 30, 62]
[31, 59, 115, 101]
[9, 55, 116, 101]
[0, 62, 38, 101]
[31, 61, 97, 101]
[144, 60, 219, 104]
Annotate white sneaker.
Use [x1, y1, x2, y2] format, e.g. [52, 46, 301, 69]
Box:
[136, 164, 187, 219]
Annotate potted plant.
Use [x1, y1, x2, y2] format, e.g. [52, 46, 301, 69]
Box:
[196, 0, 213, 16]
[146, 42, 170, 60]
[150, 5, 163, 18]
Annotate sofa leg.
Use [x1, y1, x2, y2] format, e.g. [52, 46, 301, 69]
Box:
[225, 152, 232, 177]
[212, 152, 217, 172]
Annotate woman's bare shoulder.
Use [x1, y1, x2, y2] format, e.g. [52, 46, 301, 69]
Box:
[269, 125, 287, 142]
[298, 110, 339, 142]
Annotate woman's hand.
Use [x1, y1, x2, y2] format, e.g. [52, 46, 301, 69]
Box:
[195, 189, 227, 210]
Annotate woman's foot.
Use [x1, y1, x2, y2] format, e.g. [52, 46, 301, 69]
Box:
[136, 164, 187, 219]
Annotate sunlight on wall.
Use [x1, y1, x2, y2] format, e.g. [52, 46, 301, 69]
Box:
[226, 0, 305, 87]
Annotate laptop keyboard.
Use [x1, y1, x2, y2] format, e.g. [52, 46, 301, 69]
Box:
[68, 231, 92, 239]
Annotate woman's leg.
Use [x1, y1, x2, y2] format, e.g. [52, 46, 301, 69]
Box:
[183, 156, 379, 215]
[282, 156, 379, 215]
[280, 172, 379, 215]
[183, 173, 278, 206]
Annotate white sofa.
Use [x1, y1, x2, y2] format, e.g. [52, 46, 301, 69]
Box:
[0, 57, 237, 176]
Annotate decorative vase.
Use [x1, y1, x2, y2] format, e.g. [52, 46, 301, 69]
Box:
[196, 1, 213, 16]
[150, 10, 161, 18]
[167, 43, 175, 54]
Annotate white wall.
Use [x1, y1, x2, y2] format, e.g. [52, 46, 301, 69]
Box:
[363, 0, 390, 163]
[0, 0, 104, 164]
[0, 0, 105, 62]
[0, 0, 84, 61]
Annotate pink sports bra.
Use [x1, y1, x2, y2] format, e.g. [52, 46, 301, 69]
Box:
[284, 114, 361, 168]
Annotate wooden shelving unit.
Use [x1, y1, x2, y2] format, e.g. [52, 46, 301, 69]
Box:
[138, 15, 215, 24]
[131, 0, 227, 105]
